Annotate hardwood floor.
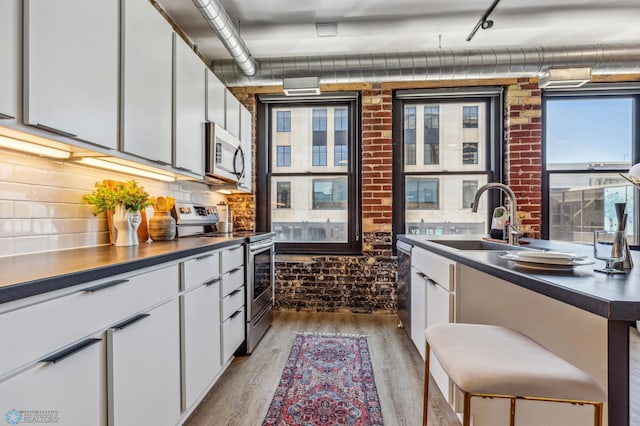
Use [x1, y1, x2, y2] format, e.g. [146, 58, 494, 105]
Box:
[185, 311, 460, 426]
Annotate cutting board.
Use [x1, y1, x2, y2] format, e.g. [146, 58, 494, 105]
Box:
[103, 180, 149, 244]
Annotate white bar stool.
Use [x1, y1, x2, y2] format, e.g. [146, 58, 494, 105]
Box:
[423, 323, 605, 426]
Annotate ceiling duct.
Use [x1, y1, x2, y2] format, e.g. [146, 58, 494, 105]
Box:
[211, 43, 640, 87]
[192, 0, 257, 77]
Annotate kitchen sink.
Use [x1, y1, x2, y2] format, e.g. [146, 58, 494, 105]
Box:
[429, 239, 532, 251]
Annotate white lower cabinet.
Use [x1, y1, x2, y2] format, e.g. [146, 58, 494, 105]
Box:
[181, 280, 221, 410]
[0, 337, 105, 425]
[222, 307, 245, 362]
[107, 298, 181, 426]
[411, 246, 456, 404]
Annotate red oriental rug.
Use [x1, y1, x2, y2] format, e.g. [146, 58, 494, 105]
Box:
[262, 333, 384, 426]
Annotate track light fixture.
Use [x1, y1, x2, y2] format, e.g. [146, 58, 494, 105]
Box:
[467, 0, 501, 42]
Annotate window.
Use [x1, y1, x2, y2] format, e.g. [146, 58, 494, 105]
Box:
[404, 106, 416, 165]
[312, 109, 327, 166]
[406, 178, 439, 210]
[462, 180, 479, 208]
[424, 106, 439, 165]
[463, 143, 478, 164]
[463, 106, 478, 128]
[334, 108, 348, 166]
[258, 99, 361, 254]
[276, 182, 291, 208]
[276, 111, 291, 132]
[313, 179, 347, 209]
[393, 90, 502, 240]
[543, 93, 639, 244]
[276, 145, 291, 167]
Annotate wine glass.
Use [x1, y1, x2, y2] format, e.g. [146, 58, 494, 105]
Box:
[593, 230, 627, 274]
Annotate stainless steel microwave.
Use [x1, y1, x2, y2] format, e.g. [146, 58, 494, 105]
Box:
[205, 122, 245, 183]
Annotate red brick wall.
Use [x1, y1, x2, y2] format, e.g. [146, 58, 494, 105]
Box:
[504, 78, 543, 238]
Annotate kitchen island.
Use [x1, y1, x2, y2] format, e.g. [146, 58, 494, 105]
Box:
[398, 234, 640, 426]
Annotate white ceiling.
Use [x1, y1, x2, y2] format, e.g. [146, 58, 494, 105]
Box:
[156, 0, 640, 64]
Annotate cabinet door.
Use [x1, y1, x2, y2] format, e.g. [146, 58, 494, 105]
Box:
[181, 281, 221, 410]
[0, 0, 18, 120]
[426, 281, 454, 403]
[24, 0, 118, 148]
[174, 34, 206, 176]
[221, 308, 245, 363]
[206, 70, 226, 126]
[225, 91, 240, 138]
[237, 105, 253, 193]
[121, 0, 173, 164]
[0, 337, 105, 425]
[107, 299, 180, 426]
[410, 268, 427, 359]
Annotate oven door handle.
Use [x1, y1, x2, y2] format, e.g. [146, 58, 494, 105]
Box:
[250, 240, 274, 253]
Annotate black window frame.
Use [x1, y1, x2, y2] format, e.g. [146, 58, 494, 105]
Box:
[541, 87, 640, 246]
[392, 89, 503, 252]
[257, 94, 362, 254]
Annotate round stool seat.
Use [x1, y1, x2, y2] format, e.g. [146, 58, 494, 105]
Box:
[425, 323, 605, 403]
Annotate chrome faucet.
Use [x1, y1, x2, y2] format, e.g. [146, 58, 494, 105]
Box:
[471, 183, 520, 246]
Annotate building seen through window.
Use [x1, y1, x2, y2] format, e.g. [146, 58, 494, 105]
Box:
[265, 102, 358, 252]
[276, 111, 291, 132]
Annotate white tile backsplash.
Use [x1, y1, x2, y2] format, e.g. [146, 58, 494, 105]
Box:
[0, 148, 226, 257]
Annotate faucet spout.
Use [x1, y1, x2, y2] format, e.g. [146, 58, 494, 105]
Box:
[471, 182, 520, 245]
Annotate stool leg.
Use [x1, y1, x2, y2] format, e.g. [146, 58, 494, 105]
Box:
[593, 402, 603, 426]
[509, 398, 516, 426]
[423, 342, 431, 426]
[463, 392, 471, 426]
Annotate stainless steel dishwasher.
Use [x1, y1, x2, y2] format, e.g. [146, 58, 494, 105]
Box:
[396, 240, 412, 338]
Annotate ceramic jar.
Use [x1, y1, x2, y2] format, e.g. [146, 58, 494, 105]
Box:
[148, 211, 176, 241]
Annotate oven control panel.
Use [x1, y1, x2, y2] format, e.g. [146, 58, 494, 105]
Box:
[172, 202, 219, 226]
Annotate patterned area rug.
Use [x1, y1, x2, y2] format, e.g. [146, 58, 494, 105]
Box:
[263, 333, 384, 426]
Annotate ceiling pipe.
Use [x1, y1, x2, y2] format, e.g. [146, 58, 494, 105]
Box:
[192, 0, 257, 77]
[211, 43, 640, 86]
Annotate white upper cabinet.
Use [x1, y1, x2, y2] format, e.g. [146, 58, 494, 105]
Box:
[0, 0, 19, 120]
[225, 91, 240, 138]
[121, 0, 173, 164]
[237, 105, 252, 193]
[206, 70, 226, 126]
[23, 0, 118, 149]
[173, 34, 206, 176]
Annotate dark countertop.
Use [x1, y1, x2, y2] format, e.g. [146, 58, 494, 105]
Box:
[398, 234, 640, 321]
[0, 236, 247, 305]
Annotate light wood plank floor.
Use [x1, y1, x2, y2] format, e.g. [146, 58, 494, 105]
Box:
[185, 311, 459, 426]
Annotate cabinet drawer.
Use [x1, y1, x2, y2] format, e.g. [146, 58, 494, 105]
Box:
[182, 251, 220, 291]
[412, 248, 455, 291]
[221, 308, 245, 362]
[0, 336, 105, 425]
[0, 263, 178, 377]
[221, 245, 244, 273]
[222, 288, 245, 320]
[221, 266, 244, 297]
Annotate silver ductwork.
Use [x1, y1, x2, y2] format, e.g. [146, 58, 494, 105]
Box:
[192, 0, 257, 76]
[211, 44, 640, 87]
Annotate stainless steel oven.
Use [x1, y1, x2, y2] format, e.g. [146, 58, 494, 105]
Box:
[245, 235, 274, 354]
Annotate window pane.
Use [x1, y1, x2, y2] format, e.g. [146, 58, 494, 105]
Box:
[271, 176, 348, 243]
[276, 111, 291, 132]
[276, 182, 291, 208]
[463, 106, 478, 128]
[546, 98, 632, 170]
[462, 143, 478, 164]
[276, 145, 291, 167]
[405, 175, 489, 235]
[334, 145, 348, 166]
[404, 106, 416, 165]
[549, 173, 634, 243]
[404, 102, 485, 172]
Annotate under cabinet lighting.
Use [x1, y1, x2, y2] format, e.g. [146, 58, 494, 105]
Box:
[0, 135, 71, 159]
[76, 157, 176, 182]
